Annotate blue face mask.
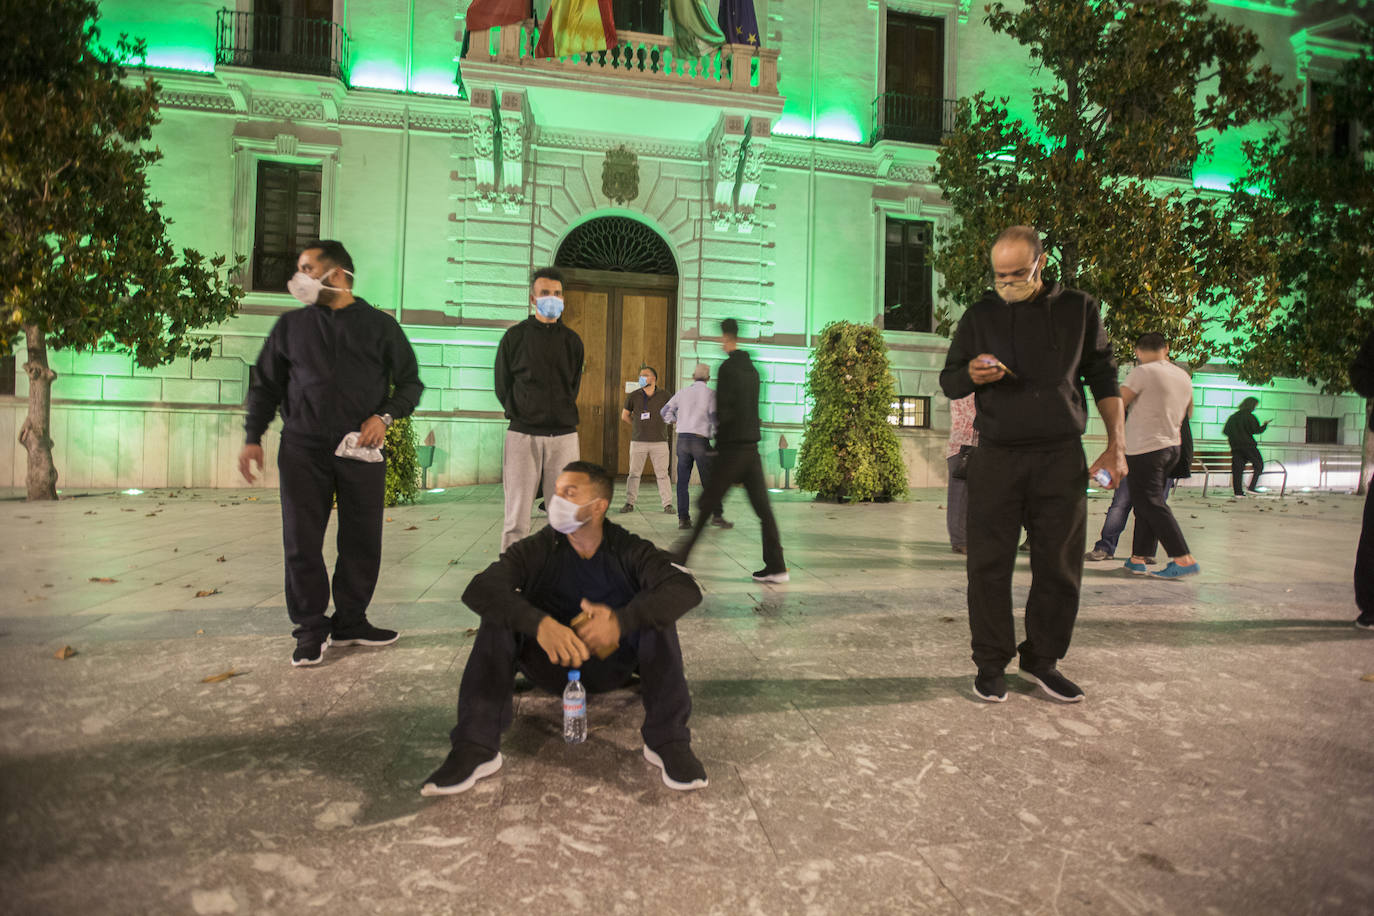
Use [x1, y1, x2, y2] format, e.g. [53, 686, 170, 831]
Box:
[534, 295, 564, 320]
[638, 375, 649, 388]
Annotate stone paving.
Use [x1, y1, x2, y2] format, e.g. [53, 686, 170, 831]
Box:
[2, 483, 1372, 915]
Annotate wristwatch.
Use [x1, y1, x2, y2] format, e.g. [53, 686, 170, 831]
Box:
[378, 413, 394, 428]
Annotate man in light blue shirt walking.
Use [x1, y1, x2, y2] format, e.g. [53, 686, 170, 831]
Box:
[661, 364, 732, 531]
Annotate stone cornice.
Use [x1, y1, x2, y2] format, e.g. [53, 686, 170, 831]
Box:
[534, 128, 704, 161]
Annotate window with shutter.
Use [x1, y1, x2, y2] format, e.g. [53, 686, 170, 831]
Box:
[252, 161, 323, 292]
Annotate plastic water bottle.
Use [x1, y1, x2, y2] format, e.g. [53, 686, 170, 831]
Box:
[563, 670, 586, 744]
[1093, 468, 1112, 488]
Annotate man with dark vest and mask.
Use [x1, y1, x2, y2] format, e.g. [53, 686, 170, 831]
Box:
[940, 226, 1125, 705]
[239, 240, 423, 667]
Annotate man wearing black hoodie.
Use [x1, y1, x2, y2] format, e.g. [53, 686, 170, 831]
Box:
[495, 268, 584, 552]
[939, 226, 1125, 704]
[239, 241, 423, 667]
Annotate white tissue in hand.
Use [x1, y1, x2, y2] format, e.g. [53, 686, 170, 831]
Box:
[334, 432, 383, 463]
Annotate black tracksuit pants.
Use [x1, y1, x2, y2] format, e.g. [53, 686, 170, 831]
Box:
[1357, 484, 1374, 620]
[1229, 442, 1263, 493]
[680, 444, 785, 572]
[966, 441, 1087, 672]
[278, 438, 386, 642]
[450, 620, 692, 753]
[1126, 447, 1190, 559]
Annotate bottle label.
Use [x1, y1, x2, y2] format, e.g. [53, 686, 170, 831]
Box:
[563, 702, 584, 714]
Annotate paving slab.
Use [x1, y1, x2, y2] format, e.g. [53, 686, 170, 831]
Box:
[1, 484, 1372, 914]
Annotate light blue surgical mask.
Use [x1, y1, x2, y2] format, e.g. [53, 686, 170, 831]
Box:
[638, 375, 649, 388]
[535, 295, 564, 320]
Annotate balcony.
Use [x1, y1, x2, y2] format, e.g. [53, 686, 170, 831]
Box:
[215, 8, 350, 83]
[873, 92, 957, 145]
[460, 23, 779, 99]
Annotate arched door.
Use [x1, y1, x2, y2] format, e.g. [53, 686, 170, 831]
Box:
[555, 216, 678, 476]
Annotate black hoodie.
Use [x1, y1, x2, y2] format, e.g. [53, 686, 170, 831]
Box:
[494, 316, 584, 435]
[939, 283, 1119, 448]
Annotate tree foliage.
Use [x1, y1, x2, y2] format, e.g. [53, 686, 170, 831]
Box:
[384, 416, 420, 507]
[1227, 25, 1374, 394]
[932, 0, 1290, 364]
[796, 322, 907, 501]
[1, 0, 242, 498]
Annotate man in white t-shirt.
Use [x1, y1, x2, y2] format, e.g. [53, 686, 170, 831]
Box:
[1120, 333, 1198, 579]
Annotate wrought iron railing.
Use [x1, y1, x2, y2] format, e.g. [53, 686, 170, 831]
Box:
[872, 92, 957, 145]
[215, 8, 350, 82]
[1157, 159, 1194, 180]
[462, 24, 779, 96]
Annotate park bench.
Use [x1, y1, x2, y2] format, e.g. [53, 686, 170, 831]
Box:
[1191, 445, 1287, 498]
[1319, 453, 1364, 490]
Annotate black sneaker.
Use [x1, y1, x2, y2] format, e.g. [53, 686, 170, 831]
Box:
[643, 741, 708, 790]
[678, 518, 692, 530]
[1020, 665, 1085, 703]
[419, 744, 503, 796]
[711, 517, 734, 529]
[1356, 614, 1374, 631]
[973, 670, 1007, 703]
[329, 623, 399, 647]
[291, 639, 327, 667]
[752, 567, 790, 583]
[619, 503, 634, 514]
[663, 504, 674, 514]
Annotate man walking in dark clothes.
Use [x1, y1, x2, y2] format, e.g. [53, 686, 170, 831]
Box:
[1223, 397, 1269, 496]
[671, 318, 787, 583]
[1348, 331, 1374, 631]
[239, 240, 423, 667]
[421, 461, 709, 795]
[496, 267, 584, 551]
[939, 226, 1125, 704]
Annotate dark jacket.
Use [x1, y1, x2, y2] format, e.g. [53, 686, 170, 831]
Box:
[715, 348, 762, 446]
[494, 316, 584, 435]
[461, 521, 702, 637]
[939, 283, 1120, 448]
[1352, 329, 1374, 430]
[244, 297, 423, 447]
[1222, 410, 1264, 449]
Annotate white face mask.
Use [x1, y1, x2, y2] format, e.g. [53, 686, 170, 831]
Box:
[547, 493, 592, 534]
[287, 267, 352, 305]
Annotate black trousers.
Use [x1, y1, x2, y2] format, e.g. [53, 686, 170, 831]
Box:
[1230, 443, 1263, 493]
[1126, 447, 1190, 559]
[966, 442, 1087, 672]
[278, 438, 386, 642]
[450, 620, 692, 753]
[1357, 483, 1374, 618]
[679, 444, 785, 571]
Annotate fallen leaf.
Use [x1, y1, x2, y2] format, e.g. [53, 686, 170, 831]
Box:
[173, 548, 179, 552]
[54, 645, 77, 660]
[194, 588, 221, 598]
[145, 511, 159, 517]
[1362, 673, 1374, 683]
[405, 525, 419, 531]
[246, 496, 259, 501]
[201, 668, 245, 683]
[940, 616, 956, 623]
[83, 510, 96, 515]
[386, 517, 394, 522]
[195, 629, 205, 636]
[89, 577, 117, 583]
[429, 516, 440, 521]
[448, 558, 460, 565]
[464, 627, 478, 636]
[216, 556, 226, 563]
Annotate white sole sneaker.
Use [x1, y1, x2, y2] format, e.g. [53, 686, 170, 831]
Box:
[642, 745, 708, 791]
[291, 643, 327, 667]
[972, 683, 1007, 703]
[419, 752, 503, 796]
[327, 633, 400, 647]
[752, 570, 790, 583]
[1020, 669, 1085, 703]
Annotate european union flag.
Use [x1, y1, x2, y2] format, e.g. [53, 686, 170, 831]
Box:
[717, 0, 760, 47]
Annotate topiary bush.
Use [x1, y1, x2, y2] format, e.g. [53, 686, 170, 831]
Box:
[384, 415, 420, 507]
[796, 321, 908, 502]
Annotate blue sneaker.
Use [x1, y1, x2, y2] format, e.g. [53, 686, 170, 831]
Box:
[1123, 560, 1149, 575]
[1150, 561, 1200, 580]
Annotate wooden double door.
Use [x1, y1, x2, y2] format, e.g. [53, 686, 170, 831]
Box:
[559, 270, 677, 476]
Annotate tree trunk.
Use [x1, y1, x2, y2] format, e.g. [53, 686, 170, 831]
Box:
[18, 324, 59, 501]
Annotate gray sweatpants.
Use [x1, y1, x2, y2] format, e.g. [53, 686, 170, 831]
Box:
[501, 430, 580, 551]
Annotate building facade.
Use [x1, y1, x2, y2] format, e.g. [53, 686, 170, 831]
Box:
[2, 0, 1369, 492]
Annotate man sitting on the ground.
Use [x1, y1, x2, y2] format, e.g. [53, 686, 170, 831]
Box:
[421, 461, 708, 795]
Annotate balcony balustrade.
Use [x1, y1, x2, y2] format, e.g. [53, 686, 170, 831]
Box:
[872, 91, 957, 145]
[215, 8, 350, 83]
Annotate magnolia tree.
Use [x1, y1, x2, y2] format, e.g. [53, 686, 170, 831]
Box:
[932, 0, 1290, 363]
[1, 0, 242, 499]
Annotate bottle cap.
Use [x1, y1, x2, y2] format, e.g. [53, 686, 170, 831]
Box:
[568, 670, 580, 681]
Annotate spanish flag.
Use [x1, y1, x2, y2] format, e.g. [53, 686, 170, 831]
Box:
[464, 0, 532, 31]
[534, 0, 617, 57]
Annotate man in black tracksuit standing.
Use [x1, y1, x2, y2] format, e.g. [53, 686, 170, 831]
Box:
[239, 241, 423, 667]
[940, 226, 1125, 704]
[673, 318, 787, 583]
